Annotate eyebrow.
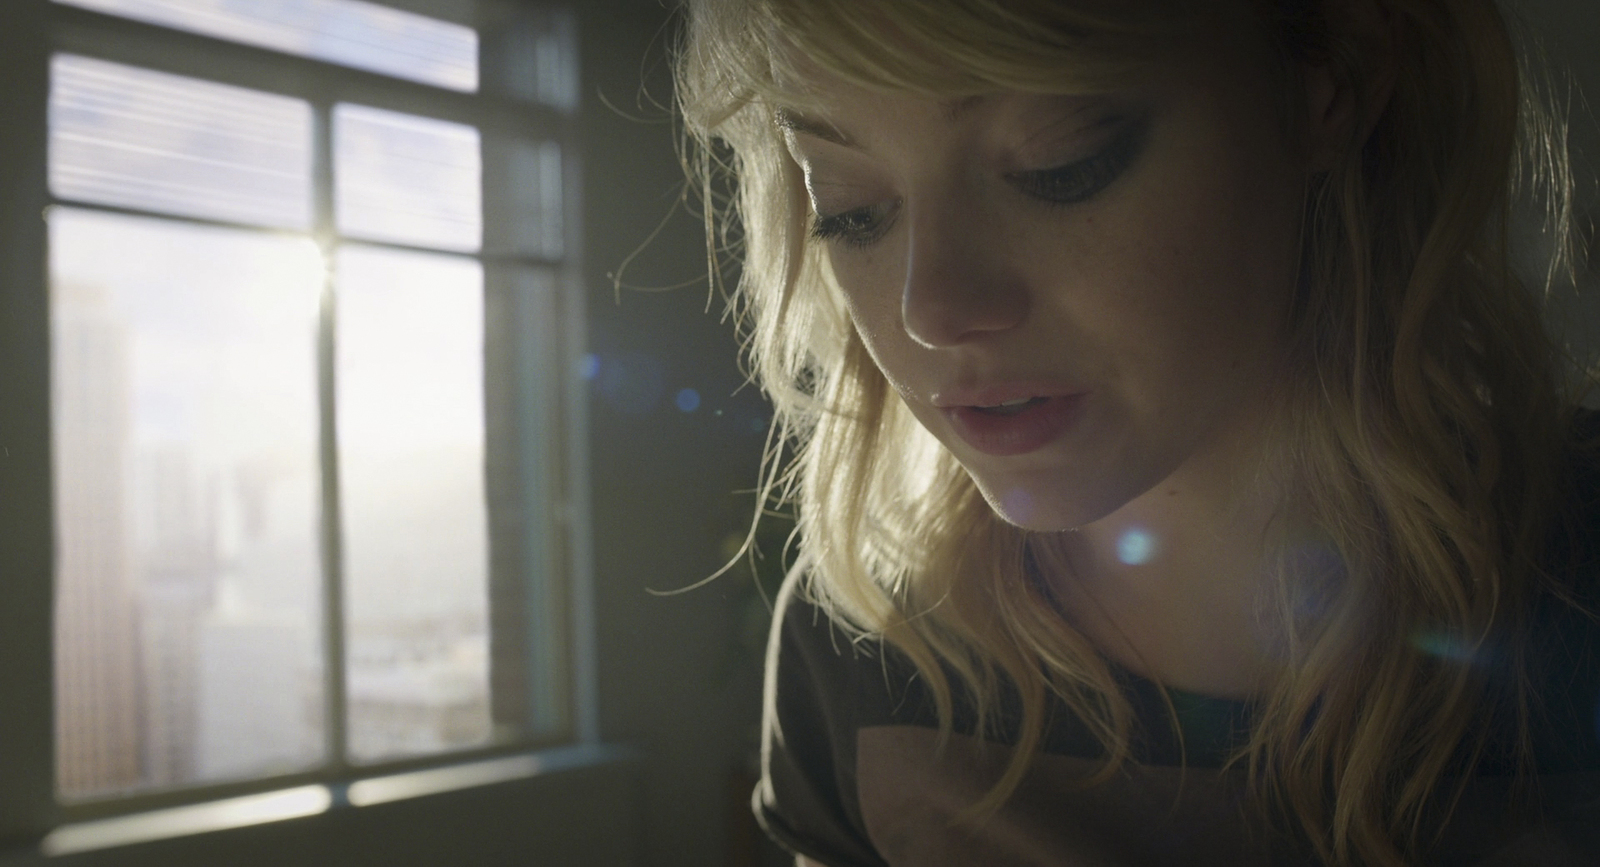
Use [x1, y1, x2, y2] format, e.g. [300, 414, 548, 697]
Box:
[774, 96, 988, 149]
[773, 107, 855, 148]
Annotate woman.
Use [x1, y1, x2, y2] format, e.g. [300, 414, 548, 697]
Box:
[675, 0, 1600, 863]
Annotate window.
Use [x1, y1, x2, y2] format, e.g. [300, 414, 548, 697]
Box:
[23, 0, 590, 847]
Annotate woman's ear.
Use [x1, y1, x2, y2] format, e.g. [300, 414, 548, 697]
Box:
[1302, 0, 1399, 172]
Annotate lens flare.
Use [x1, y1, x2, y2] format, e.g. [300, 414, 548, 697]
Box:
[1116, 528, 1156, 565]
[578, 353, 599, 381]
[999, 489, 1035, 525]
[597, 351, 664, 415]
[1410, 630, 1479, 663]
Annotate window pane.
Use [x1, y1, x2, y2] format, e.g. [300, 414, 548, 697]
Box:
[54, 0, 478, 92]
[336, 245, 491, 763]
[51, 208, 325, 801]
[336, 104, 482, 252]
[49, 55, 312, 229]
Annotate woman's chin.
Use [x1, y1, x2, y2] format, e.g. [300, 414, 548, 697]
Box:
[975, 481, 1114, 533]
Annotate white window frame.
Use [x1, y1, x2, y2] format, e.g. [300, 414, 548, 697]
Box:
[0, 0, 616, 859]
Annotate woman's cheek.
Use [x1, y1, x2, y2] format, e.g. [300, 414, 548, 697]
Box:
[833, 252, 908, 352]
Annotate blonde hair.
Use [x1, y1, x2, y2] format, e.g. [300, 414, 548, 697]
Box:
[675, 0, 1586, 864]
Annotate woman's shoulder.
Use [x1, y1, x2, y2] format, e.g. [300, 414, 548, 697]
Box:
[756, 581, 927, 867]
[765, 579, 1242, 767]
[767, 581, 932, 728]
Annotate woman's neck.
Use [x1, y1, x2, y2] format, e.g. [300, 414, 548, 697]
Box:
[1043, 421, 1291, 699]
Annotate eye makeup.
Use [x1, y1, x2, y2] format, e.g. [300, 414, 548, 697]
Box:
[1005, 117, 1148, 206]
[806, 115, 1148, 248]
[809, 199, 899, 248]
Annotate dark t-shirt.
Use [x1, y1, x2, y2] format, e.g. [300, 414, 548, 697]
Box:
[755, 446, 1600, 865]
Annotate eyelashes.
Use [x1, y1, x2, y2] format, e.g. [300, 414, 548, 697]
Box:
[1006, 120, 1146, 206]
[810, 200, 898, 248]
[808, 118, 1147, 249]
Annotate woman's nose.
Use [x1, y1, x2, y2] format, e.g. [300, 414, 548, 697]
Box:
[899, 199, 1029, 348]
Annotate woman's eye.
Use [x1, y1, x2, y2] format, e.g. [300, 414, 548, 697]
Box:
[1006, 122, 1146, 206]
[806, 120, 1144, 248]
[810, 200, 897, 248]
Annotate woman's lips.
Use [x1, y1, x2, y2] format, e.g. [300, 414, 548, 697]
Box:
[944, 393, 1086, 457]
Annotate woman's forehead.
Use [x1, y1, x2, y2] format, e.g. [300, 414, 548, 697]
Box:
[764, 59, 1129, 129]
[771, 92, 1121, 153]
[773, 93, 988, 141]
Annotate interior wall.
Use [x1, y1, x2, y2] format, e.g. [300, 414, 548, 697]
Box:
[577, 2, 775, 866]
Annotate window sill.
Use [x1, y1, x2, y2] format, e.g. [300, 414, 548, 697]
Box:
[3, 742, 637, 864]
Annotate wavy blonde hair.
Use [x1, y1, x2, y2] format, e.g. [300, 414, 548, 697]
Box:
[676, 0, 1585, 863]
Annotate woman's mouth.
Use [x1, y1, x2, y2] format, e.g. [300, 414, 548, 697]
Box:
[945, 394, 1085, 456]
[969, 396, 1048, 416]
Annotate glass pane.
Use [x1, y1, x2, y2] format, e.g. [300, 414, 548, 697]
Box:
[51, 208, 325, 800]
[336, 104, 481, 252]
[55, 0, 478, 92]
[336, 245, 491, 763]
[50, 55, 312, 229]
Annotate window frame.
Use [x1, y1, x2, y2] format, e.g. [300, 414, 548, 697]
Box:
[0, 0, 606, 853]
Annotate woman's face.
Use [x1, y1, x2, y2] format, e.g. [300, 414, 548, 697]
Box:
[780, 47, 1311, 532]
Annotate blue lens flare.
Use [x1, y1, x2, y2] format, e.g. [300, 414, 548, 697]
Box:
[1410, 631, 1479, 663]
[1116, 528, 1156, 565]
[596, 351, 663, 415]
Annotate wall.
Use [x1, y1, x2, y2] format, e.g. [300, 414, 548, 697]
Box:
[577, 1, 776, 865]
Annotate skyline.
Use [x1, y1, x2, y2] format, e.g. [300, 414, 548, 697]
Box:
[52, 208, 496, 799]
